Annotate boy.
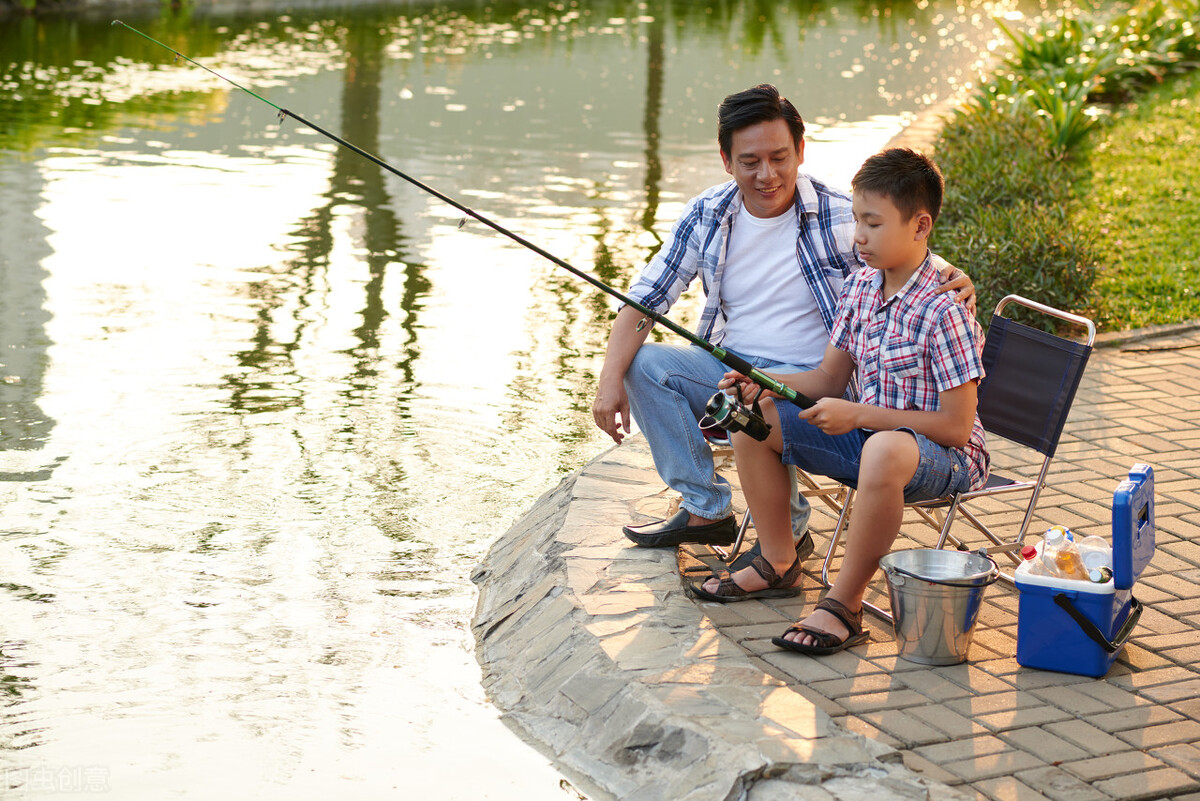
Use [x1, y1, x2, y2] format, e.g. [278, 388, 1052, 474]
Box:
[694, 148, 989, 656]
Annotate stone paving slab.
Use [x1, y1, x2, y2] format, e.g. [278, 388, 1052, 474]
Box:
[472, 436, 947, 801]
[473, 329, 1200, 800]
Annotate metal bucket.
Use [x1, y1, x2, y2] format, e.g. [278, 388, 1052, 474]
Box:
[879, 549, 1000, 665]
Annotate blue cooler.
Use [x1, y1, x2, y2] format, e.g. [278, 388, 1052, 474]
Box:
[1015, 464, 1155, 677]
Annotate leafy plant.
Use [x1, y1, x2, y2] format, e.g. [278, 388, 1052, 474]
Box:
[971, 0, 1200, 157]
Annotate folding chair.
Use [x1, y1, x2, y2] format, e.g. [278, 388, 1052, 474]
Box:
[701, 422, 849, 564]
[819, 294, 1096, 619]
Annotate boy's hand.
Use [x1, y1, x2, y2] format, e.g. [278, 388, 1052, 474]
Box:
[718, 371, 780, 400]
[798, 397, 859, 435]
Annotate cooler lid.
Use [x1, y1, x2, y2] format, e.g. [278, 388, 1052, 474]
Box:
[1113, 464, 1155, 590]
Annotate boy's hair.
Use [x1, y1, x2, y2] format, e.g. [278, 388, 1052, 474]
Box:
[717, 84, 805, 157]
[851, 148, 944, 224]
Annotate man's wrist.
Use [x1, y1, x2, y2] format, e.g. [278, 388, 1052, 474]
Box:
[597, 369, 625, 389]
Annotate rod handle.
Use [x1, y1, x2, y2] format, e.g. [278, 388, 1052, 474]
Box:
[717, 351, 815, 410]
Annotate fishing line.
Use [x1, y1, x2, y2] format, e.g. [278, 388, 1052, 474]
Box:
[112, 19, 813, 410]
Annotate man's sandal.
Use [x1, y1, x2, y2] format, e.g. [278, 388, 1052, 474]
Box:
[771, 597, 869, 655]
[689, 554, 803, 603]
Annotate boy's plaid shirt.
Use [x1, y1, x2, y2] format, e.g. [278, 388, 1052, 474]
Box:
[831, 254, 990, 489]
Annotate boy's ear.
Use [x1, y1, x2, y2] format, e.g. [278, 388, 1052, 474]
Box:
[913, 211, 934, 242]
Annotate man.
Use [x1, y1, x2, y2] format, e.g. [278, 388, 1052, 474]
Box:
[591, 84, 971, 568]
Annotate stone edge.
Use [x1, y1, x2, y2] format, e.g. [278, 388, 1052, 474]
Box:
[471, 437, 971, 801]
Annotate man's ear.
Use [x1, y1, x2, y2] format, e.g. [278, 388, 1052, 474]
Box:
[721, 148, 733, 176]
[914, 212, 933, 242]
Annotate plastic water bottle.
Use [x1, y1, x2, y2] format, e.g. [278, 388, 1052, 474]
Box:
[1041, 526, 1089, 581]
[1020, 543, 1049, 576]
[1076, 535, 1113, 571]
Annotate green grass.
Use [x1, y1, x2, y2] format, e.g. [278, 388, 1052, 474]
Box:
[1078, 70, 1200, 329]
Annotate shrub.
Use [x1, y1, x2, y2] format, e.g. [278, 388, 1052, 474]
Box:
[931, 105, 1101, 329]
[935, 104, 1077, 226]
[926, 0, 1200, 332]
[933, 202, 1100, 330]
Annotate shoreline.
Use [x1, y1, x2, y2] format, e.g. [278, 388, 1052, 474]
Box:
[470, 436, 965, 801]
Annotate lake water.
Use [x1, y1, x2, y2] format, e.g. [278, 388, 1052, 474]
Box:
[1, 1, 1021, 797]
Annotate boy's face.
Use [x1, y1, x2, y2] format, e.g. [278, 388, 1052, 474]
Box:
[721, 118, 803, 219]
[851, 189, 931, 271]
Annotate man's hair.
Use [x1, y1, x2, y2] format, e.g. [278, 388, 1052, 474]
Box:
[717, 84, 805, 157]
[851, 147, 944, 223]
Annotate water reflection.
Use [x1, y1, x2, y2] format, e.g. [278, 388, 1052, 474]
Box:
[0, 0, 1023, 796]
[222, 25, 400, 415]
[0, 164, 56, 456]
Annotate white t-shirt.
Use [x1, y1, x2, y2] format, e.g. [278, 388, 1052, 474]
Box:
[719, 202, 828, 368]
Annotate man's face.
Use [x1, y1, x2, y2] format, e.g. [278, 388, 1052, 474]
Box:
[721, 118, 803, 219]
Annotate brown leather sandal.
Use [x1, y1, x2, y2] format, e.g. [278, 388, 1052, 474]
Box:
[689, 554, 803, 603]
[771, 596, 870, 655]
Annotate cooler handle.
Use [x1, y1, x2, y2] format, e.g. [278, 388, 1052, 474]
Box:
[1052, 593, 1142, 654]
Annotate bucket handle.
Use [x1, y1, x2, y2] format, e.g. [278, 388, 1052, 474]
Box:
[1053, 593, 1143, 654]
[885, 556, 1000, 589]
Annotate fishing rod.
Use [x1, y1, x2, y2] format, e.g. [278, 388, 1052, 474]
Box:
[112, 19, 814, 413]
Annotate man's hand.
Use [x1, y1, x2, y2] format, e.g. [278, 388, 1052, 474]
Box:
[932, 255, 977, 315]
[592, 305, 653, 444]
[592, 377, 632, 444]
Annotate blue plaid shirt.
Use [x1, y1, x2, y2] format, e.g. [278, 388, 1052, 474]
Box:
[623, 175, 859, 345]
[831, 253, 990, 489]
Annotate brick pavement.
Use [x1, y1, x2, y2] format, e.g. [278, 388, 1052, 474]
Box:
[694, 324, 1200, 801]
[473, 322, 1200, 800]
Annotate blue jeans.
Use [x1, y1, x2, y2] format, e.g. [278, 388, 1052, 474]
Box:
[624, 343, 815, 528]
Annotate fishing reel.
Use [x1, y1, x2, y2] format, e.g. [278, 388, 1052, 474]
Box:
[702, 384, 772, 442]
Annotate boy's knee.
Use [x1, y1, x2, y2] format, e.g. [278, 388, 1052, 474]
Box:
[860, 431, 918, 484]
[761, 397, 783, 429]
[730, 401, 785, 463]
